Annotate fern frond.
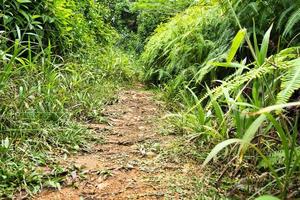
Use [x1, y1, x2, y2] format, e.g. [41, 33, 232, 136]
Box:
[283, 8, 300, 37]
[205, 46, 300, 103]
[186, 47, 300, 113]
[277, 5, 295, 32]
[199, 61, 276, 105]
[276, 58, 300, 104]
[194, 63, 217, 84]
[259, 147, 300, 169]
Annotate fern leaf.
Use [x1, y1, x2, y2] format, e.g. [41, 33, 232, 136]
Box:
[283, 8, 300, 37]
[184, 47, 300, 114]
[277, 5, 295, 31]
[276, 58, 300, 104]
[199, 61, 276, 107]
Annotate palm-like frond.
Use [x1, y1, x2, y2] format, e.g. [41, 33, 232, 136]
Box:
[276, 58, 300, 104]
[193, 47, 300, 111]
[283, 8, 300, 37]
[199, 61, 275, 106]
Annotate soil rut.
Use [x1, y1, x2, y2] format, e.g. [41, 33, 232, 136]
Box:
[36, 87, 200, 200]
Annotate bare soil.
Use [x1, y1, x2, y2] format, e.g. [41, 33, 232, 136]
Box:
[35, 86, 201, 200]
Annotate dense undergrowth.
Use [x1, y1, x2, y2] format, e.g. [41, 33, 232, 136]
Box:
[1, 0, 300, 199]
[139, 0, 300, 199]
[0, 0, 133, 198]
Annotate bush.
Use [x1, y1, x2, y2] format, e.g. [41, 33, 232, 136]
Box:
[0, 0, 133, 197]
[132, 0, 195, 46]
[0, 0, 118, 54]
[139, 0, 300, 198]
[234, 0, 300, 47]
[141, 4, 234, 85]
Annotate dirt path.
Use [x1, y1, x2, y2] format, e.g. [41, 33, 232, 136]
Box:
[35, 86, 201, 200]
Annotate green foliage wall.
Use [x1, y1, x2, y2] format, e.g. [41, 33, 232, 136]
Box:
[0, 0, 133, 197]
[0, 0, 118, 53]
[139, 0, 300, 198]
[141, 0, 300, 88]
[131, 0, 195, 50]
[101, 0, 137, 32]
[234, 0, 300, 47]
[141, 3, 233, 84]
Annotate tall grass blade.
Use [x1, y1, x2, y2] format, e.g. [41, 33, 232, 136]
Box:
[202, 138, 241, 167]
[226, 28, 246, 63]
[259, 24, 273, 66]
[255, 195, 280, 200]
[238, 114, 266, 161]
[250, 102, 300, 115]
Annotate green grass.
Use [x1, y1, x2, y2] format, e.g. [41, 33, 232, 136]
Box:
[0, 0, 137, 198]
[0, 38, 134, 197]
[1, 0, 300, 199]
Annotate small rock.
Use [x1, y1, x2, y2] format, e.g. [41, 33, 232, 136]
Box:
[146, 152, 157, 158]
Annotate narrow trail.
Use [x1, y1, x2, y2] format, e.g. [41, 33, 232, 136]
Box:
[36, 86, 201, 200]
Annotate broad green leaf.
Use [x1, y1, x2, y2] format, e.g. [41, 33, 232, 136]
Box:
[213, 62, 249, 70]
[250, 102, 300, 115]
[17, 0, 31, 3]
[259, 24, 273, 65]
[255, 195, 280, 200]
[227, 29, 246, 63]
[202, 139, 241, 167]
[239, 114, 267, 159]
